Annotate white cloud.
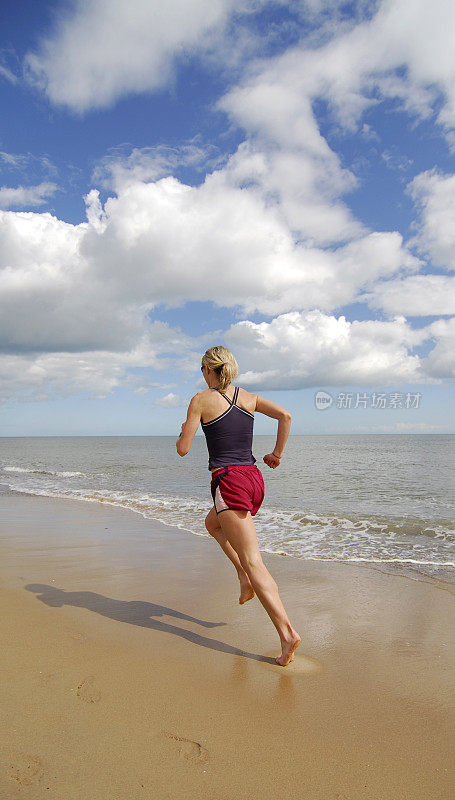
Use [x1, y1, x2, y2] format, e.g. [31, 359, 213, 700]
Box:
[359, 275, 455, 316]
[0, 164, 421, 399]
[24, 0, 255, 113]
[0, 203, 207, 357]
[381, 147, 413, 173]
[121, 373, 174, 395]
[213, 0, 455, 256]
[421, 317, 455, 379]
[0, 323, 194, 402]
[92, 142, 222, 191]
[7, 1, 455, 400]
[0, 151, 58, 179]
[352, 422, 448, 433]
[0, 64, 17, 84]
[0, 209, 117, 352]
[226, 309, 435, 389]
[80, 172, 418, 317]
[0, 152, 30, 169]
[25, 0, 455, 138]
[100, 174, 420, 313]
[0, 177, 451, 399]
[153, 392, 187, 407]
[222, 140, 363, 246]
[219, 0, 455, 157]
[20, 1, 455, 298]
[3, 303, 447, 402]
[408, 170, 455, 271]
[0, 183, 57, 209]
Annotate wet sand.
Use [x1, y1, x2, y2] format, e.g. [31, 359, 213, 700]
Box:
[0, 491, 454, 800]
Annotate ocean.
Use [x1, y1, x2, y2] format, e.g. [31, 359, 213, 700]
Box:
[1, 434, 454, 583]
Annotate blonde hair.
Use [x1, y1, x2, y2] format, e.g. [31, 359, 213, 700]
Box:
[201, 345, 238, 392]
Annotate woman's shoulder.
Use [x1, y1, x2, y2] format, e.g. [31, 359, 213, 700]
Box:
[236, 386, 257, 415]
[196, 387, 222, 408]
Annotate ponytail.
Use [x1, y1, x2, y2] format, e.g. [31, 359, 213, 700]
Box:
[201, 346, 238, 392]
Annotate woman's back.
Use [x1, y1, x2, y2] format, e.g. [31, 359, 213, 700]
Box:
[201, 385, 257, 470]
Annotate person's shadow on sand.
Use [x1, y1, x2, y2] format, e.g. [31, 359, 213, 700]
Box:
[25, 584, 276, 664]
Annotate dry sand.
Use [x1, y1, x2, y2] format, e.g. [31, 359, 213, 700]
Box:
[0, 491, 454, 800]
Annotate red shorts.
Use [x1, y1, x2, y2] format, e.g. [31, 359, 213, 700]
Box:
[210, 464, 265, 516]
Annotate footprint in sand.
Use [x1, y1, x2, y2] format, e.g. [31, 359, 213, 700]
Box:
[6, 752, 44, 786]
[61, 626, 88, 643]
[68, 631, 88, 643]
[163, 732, 209, 764]
[76, 676, 101, 703]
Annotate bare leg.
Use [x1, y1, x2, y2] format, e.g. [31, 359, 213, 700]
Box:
[218, 509, 301, 666]
[205, 507, 255, 604]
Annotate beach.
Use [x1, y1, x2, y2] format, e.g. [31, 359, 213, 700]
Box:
[0, 491, 454, 799]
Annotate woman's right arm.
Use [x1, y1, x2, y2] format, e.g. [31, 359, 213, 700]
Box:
[255, 395, 292, 469]
[176, 394, 202, 456]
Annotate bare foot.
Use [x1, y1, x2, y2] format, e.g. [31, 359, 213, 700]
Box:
[275, 630, 301, 666]
[239, 575, 255, 605]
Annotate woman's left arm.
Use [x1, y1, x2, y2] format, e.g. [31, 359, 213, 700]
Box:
[176, 395, 202, 456]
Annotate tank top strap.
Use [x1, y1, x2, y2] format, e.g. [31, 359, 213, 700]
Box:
[217, 389, 233, 407]
[213, 386, 237, 407]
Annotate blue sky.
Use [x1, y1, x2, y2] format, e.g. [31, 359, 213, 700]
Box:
[0, 0, 454, 436]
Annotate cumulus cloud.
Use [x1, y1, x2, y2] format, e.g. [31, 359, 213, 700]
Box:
[0, 323, 195, 402]
[7, 1, 455, 401]
[24, 0, 258, 112]
[20, 1, 455, 303]
[3, 306, 451, 403]
[408, 170, 455, 271]
[0, 182, 57, 209]
[0, 208, 111, 352]
[0, 169, 419, 360]
[0, 144, 429, 404]
[226, 309, 435, 389]
[358, 275, 455, 316]
[219, 0, 455, 155]
[24, 0, 455, 139]
[222, 140, 363, 246]
[213, 0, 455, 256]
[0, 175, 451, 399]
[86, 167, 417, 317]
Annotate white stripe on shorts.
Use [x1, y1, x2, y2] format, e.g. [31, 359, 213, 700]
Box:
[214, 484, 230, 513]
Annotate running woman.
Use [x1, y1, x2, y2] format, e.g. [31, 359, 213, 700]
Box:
[176, 345, 301, 667]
